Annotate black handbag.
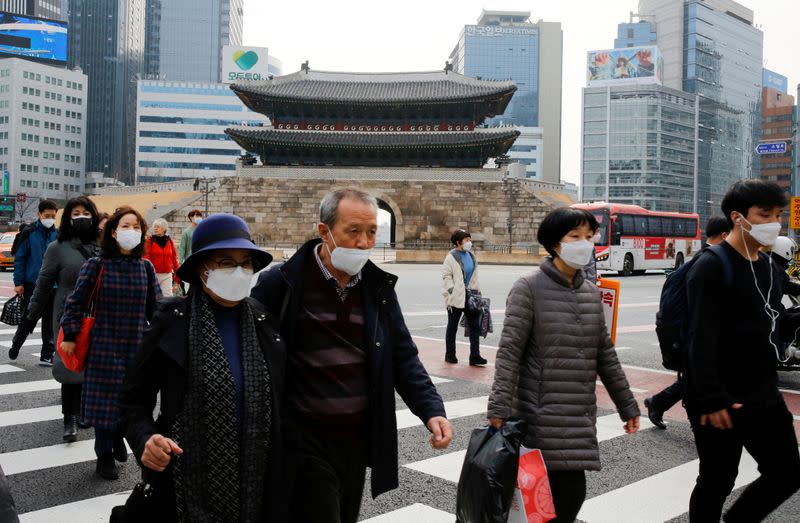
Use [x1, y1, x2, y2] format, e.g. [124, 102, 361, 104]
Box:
[0, 295, 23, 326]
[465, 289, 483, 313]
[109, 480, 167, 522]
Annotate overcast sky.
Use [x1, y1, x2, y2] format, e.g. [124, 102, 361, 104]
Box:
[243, 0, 798, 185]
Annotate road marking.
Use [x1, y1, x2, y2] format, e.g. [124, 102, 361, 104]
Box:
[1, 439, 131, 475]
[360, 504, 454, 522]
[781, 388, 800, 396]
[596, 381, 647, 394]
[413, 335, 498, 351]
[0, 364, 24, 374]
[19, 491, 132, 522]
[396, 396, 487, 430]
[618, 302, 659, 309]
[0, 327, 40, 335]
[0, 405, 61, 427]
[616, 324, 655, 334]
[429, 376, 453, 385]
[577, 451, 761, 523]
[0, 339, 42, 348]
[403, 414, 653, 483]
[0, 379, 60, 395]
[404, 309, 505, 318]
[621, 364, 677, 376]
[614, 346, 634, 351]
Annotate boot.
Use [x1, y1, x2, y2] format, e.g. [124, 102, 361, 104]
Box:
[445, 353, 458, 364]
[469, 355, 488, 366]
[96, 453, 119, 480]
[644, 397, 667, 430]
[113, 434, 128, 462]
[62, 415, 78, 443]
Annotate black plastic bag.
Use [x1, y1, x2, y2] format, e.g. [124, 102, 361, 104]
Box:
[0, 295, 23, 327]
[456, 419, 526, 523]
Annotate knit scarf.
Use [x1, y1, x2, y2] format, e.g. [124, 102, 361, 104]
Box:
[171, 290, 272, 522]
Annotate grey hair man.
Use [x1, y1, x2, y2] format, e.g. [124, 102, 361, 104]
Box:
[251, 188, 452, 522]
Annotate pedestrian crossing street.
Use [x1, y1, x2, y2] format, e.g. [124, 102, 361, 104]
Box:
[0, 321, 798, 522]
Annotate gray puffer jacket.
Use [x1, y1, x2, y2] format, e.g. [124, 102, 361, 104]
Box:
[487, 258, 640, 471]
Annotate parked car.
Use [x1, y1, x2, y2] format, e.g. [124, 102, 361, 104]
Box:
[0, 232, 18, 271]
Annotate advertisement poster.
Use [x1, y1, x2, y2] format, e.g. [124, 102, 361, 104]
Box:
[587, 46, 663, 87]
[221, 45, 270, 84]
[0, 12, 67, 64]
[598, 279, 621, 344]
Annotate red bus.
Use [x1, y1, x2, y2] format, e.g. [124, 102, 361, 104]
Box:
[571, 202, 702, 276]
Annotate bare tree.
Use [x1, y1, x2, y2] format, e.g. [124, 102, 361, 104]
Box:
[14, 193, 41, 223]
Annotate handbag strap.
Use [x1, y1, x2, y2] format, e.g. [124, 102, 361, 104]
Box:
[87, 263, 104, 316]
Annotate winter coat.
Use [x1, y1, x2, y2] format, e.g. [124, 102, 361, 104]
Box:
[60, 256, 161, 429]
[442, 249, 480, 309]
[120, 295, 287, 522]
[487, 258, 640, 471]
[178, 227, 194, 264]
[250, 239, 446, 498]
[144, 236, 179, 275]
[27, 238, 99, 384]
[13, 220, 57, 286]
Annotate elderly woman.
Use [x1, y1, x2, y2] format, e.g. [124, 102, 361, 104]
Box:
[487, 207, 641, 522]
[144, 218, 180, 297]
[120, 214, 286, 522]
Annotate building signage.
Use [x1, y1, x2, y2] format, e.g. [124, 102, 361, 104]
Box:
[756, 142, 787, 155]
[1, 171, 8, 195]
[0, 11, 68, 65]
[791, 197, 800, 230]
[587, 46, 663, 87]
[221, 45, 271, 84]
[763, 69, 788, 94]
[466, 25, 537, 37]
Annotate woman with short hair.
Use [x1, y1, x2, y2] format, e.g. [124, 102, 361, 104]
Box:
[144, 218, 179, 297]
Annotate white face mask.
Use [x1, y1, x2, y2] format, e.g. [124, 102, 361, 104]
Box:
[740, 216, 781, 246]
[463, 241, 473, 252]
[558, 239, 595, 269]
[116, 229, 141, 251]
[327, 232, 371, 276]
[193, 217, 203, 225]
[40, 218, 56, 229]
[204, 266, 254, 302]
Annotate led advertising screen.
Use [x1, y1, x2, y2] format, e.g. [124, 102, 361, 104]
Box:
[0, 12, 68, 65]
[587, 46, 663, 87]
[221, 45, 271, 84]
[763, 69, 788, 94]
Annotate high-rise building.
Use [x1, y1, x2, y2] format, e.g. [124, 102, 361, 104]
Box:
[0, 0, 65, 19]
[638, 0, 763, 222]
[758, 69, 794, 231]
[144, 0, 243, 83]
[67, 0, 145, 184]
[449, 10, 562, 182]
[614, 20, 656, 48]
[0, 58, 87, 200]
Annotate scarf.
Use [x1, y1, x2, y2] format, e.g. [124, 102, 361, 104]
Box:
[172, 290, 272, 522]
[152, 235, 169, 249]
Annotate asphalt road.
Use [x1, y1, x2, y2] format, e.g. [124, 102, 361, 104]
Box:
[1, 265, 799, 521]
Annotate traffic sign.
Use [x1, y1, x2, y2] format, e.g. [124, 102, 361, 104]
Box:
[756, 142, 787, 155]
[791, 197, 800, 229]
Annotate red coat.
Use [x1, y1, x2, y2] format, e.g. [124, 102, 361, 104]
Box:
[144, 236, 180, 275]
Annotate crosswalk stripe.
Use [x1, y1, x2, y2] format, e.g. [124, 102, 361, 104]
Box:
[0, 364, 24, 374]
[360, 503, 454, 522]
[0, 327, 40, 335]
[396, 395, 487, 430]
[403, 413, 655, 483]
[0, 339, 42, 348]
[429, 375, 453, 385]
[577, 451, 761, 523]
[18, 491, 132, 522]
[0, 439, 131, 475]
[0, 405, 61, 427]
[0, 379, 60, 395]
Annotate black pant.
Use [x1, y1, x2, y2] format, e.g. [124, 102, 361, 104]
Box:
[284, 423, 368, 523]
[12, 282, 54, 357]
[445, 306, 481, 359]
[61, 384, 81, 416]
[650, 378, 683, 413]
[549, 470, 586, 522]
[688, 402, 800, 522]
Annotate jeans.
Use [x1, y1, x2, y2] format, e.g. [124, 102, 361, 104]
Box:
[649, 378, 683, 413]
[688, 402, 800, 522]
[12, 282, 54, 358]
[445, 306, 481, 359]
[549, 470, 586, 522]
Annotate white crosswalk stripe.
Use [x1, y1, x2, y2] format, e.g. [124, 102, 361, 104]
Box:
[18, 491, 133, 523]
[0, 405, 61, 427]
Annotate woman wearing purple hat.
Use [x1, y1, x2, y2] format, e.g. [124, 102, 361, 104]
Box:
[119, 213, 286, 522]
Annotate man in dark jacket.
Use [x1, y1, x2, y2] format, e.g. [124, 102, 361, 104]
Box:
[684, 180, 800, 522]
[251, 188, 452, 522]
[9, 199, 58, 364]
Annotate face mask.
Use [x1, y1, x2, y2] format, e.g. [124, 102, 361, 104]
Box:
[116, 229, 141, 251]
[40, 218, 56, 229]
[558, 239, 595, 269]
[327, 232, 371, 276]
[739, 216, 781, 246]
[71, 216, 93, 234]
[204, 266, 254, 302]
[193, 217, 203, 224]
[463, 241, 473, 252]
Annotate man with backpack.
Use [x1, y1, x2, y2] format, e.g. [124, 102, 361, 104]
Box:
[8, 200, 58, 365]
[684, 180, 800, 522]
[645, 216, 731, 429]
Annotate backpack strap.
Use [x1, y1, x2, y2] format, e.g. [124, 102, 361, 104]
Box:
[707, 244, 734, 288]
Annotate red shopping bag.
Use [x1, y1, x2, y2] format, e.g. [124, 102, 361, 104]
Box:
[508, 448, 556, 523]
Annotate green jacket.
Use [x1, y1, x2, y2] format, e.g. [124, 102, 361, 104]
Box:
[178, 226, 194, 264]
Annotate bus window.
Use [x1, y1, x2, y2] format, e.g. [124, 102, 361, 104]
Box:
[592, 211, 609, 246]
[635, 216, 648, 236]
[648, 216, 663, 237]
[611, 218, 621, 245]
[619, 214, 635, 236]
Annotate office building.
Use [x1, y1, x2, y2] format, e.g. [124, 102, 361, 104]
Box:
[0, 0, 64, 19]
[758, 70, 794, 233]
[68, 0, 145, 184]
[614, 20, 656, 48]
[449, 10, 562, 182]
[0, 57, 87, 199]
[135, 80, 270, 183]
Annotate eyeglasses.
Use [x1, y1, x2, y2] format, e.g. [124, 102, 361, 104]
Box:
[207, 258, 254, 270]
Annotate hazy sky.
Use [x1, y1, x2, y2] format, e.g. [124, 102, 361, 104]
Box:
[243, 0, 798, 185]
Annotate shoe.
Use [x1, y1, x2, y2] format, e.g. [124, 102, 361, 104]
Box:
[77, 419, 91, 429]
[644, 397, 667, 430]
[62, 415, 78, 443]
[96, 454, 119, 480]
[7, 346, 19, 360]
[38, 353, 53, 366]
[113, 436, 128, 462]
[445, 354, 458, 364]
[469, 356, 488, 366]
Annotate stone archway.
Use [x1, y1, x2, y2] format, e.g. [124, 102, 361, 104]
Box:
[363, 190, 405, 244]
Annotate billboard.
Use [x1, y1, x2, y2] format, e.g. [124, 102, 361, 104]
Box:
[587, 46, 663, 87]
[0, 12, 67, 65]
[221, 45, 271, 84]
[763, 69, 788, 94]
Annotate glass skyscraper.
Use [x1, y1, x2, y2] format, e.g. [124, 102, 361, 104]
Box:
[0, 0, 64, 19]
[614, 21, 656, 48]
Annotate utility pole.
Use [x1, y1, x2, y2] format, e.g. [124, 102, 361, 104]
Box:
[200, 178, 212, 216]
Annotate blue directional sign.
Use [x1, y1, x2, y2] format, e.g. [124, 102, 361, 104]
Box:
[756, 142, 787, 155]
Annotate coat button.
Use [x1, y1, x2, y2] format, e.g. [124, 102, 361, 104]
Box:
[376, 342, 381, 347]
[381, 300, 387, 305]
